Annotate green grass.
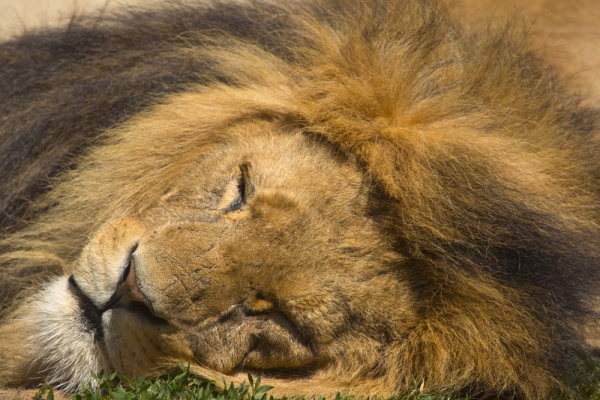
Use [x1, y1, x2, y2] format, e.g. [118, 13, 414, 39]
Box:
[31, 361, 465, 400]
[27, 360, 600, 400]
[34, 362, 273, 400]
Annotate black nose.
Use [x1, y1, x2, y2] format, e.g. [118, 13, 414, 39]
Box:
[101, 248, 155, 315]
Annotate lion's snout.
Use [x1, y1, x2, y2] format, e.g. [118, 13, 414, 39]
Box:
[101, 248, 156, 319]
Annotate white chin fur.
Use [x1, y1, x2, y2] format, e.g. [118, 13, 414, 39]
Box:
[26, 276, 112, 392]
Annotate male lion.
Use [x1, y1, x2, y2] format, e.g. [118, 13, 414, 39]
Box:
[1, 0, 600, 398]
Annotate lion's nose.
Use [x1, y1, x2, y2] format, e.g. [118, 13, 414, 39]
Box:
[101, 249, 155, 315]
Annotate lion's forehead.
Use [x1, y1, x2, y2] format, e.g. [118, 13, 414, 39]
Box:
[129, 123, 368, 214]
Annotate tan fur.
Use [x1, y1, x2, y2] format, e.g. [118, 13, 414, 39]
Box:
[0, 0, 599, 398]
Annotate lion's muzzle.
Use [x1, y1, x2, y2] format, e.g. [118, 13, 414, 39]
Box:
[101, 246, 156, 317]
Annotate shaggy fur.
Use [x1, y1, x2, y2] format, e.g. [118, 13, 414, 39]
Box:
[0, 0, 599, 398]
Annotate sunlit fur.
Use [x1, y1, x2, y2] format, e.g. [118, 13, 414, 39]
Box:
[0, 0, 599, 399]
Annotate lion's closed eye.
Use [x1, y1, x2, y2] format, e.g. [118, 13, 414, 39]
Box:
[222, 162, 254, 213]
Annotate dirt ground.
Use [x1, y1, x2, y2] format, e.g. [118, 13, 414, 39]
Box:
[0, 0, 113, 38]
[0, 0, 166, 40]
[448, 0, 600, 108]
[0, 0, 598, 399]
[0, 387, 70, 400]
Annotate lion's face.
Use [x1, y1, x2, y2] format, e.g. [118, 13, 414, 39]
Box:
[66, 120, 414, 381]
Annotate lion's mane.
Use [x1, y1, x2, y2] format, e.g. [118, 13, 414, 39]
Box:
[1, 0, 600, 398]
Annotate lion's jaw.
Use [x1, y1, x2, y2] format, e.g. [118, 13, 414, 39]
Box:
[24, 126, 414, 390]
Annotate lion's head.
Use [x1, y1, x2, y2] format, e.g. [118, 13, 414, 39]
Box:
[1, 0, 600, 399]
[44, 111, 412, 387]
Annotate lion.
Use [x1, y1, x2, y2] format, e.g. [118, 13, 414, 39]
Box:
[0, 0, 599, 398]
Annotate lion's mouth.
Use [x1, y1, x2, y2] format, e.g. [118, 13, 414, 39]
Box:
[68, 254, 169, 344]
[68, 275, 105, 341]
[185, 304, 318, 375]
[99, 253, 168, 326]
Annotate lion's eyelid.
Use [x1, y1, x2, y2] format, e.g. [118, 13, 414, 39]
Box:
[225, 162, 254, 212]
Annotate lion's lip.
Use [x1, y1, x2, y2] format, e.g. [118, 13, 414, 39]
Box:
[188, 305, 317, 374]
[68, 275, 104, 341]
